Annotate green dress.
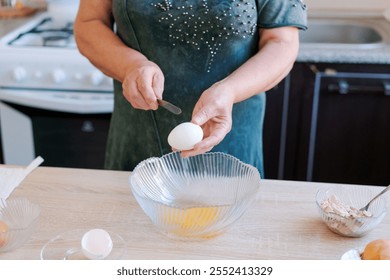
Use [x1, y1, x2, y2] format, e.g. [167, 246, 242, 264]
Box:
[106, 0, 307, 178]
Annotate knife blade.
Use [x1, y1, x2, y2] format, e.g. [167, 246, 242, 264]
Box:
[157, 99, 182, 115]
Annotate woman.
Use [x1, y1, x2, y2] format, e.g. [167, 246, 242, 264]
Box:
[74, 0, 307, 178]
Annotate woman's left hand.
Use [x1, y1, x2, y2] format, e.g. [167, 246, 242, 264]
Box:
[180, 82, 235, 158]
[179, 26, 300, 158]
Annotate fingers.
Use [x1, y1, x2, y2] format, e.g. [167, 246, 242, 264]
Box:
[122, 64, 164, 110]
[191, 107, 211, 126]
[180, 136, 217, 158]
[136, 75, 158, 110]
[122, 77, 150, 109]
[152, 72, 164, 100]
[183, 89, 233, 158]
[180, 122, 231, 158]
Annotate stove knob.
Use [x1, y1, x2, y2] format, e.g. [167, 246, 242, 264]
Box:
[34, 71, 43, 79]
[74, 73, 84, 80]
[90, 71, 104, 86]
[104, 76, 113, 86]
[12, 67, 27, 82]
[52, 69, 67, 84]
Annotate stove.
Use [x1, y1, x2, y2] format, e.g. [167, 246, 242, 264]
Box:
[8, 16, 76, 48]
[0, 2, 114, 114]
[0, 1, 114, 167]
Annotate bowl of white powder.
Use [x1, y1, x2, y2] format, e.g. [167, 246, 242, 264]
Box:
[316, 185, 387, 237]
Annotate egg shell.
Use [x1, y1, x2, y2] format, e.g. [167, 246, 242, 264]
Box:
[0, 220, 9, 248]
[81, 228, 113, 260]
[168, 122, 203, 151]
[362, 239, 390, 260]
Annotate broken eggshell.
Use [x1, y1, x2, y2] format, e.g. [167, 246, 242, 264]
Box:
[81, 228, 113, 260]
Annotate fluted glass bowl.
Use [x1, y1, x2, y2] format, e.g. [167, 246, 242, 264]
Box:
[129, 152, 261, 239]
[316, 185, 387, 237]
[0, 197, 40, 252]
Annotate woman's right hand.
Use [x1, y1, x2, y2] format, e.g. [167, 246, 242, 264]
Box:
[122, 60, 165, 111]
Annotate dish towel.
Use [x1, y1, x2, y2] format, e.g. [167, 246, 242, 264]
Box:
[0, 156, 44, 200]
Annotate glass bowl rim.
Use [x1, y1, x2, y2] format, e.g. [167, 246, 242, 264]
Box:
[128, 151, 261, 208]
[0, 197, 41, 231]
[130, 151, 261, 174]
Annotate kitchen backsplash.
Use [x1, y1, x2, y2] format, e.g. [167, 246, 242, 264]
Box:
[305, 0, 390, 16]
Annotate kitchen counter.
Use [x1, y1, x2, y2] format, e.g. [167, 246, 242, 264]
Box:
[2, 13, 390, 65]
[0, 12, 44, 36]
[1, 166, 389, 260]
[297, 16, 390, 64]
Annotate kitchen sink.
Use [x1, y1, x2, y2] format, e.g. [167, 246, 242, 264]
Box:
[300, 19, 384, 48]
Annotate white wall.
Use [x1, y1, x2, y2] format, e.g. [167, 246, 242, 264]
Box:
[305, 0, 390, 15]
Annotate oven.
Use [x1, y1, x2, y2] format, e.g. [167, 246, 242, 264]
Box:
[0, 1, 114, 169]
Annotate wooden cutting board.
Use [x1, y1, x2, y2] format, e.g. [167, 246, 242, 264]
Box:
[0, 7, 38, 18]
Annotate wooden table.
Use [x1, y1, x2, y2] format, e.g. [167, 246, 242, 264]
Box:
[1, 166, 389, 260]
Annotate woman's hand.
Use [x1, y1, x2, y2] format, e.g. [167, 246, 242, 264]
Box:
[179, 26, 299, 158]
[122, 60, 165, 111]
[180, 82, 235, 158]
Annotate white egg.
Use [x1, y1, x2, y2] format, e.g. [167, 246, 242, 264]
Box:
[81, 228, 113, 260]
[168, 122, 203, 151]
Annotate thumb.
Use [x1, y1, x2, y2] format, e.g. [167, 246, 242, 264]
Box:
[191, 106, 214, 126]
[152, 72, 164, 99]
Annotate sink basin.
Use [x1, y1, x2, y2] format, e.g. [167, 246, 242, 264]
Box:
[300, 20, 383, 48]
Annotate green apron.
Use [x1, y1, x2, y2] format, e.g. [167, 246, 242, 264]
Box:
[106, 0, 307, 178]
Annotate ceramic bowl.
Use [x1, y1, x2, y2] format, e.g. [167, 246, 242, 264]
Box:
[316, 185, 387, 237]
[129, 152, 261, 239]
[0, 197, 40, 252]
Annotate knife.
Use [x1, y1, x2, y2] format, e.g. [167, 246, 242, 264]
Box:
[157, 99, 182, 115]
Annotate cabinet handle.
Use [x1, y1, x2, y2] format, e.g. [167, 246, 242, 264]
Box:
[328, 80, 390, 95]
[385, 82, 390, 96]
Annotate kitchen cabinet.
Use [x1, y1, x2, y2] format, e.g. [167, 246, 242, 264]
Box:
[263, 63, 390, 186]
[0, 102, 111, 169]
[0, 135, 3, 164]
[263, 77, 289, 180]
[32, 110, 111, 169]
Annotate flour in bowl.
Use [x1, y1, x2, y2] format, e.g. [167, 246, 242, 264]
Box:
[320, 194, 373, 236]
[321, 194, 373, 218]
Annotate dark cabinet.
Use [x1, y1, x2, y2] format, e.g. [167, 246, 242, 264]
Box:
[0, 102, 111, 169]
[264, 63, 390, 186]
[263, 77, 289, 180]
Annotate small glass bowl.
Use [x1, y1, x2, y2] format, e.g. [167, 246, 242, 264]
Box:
[40, 229, 126, 260]
[129, 152, 261, 239]
[0, 197, 40, 252]
[316, 185, 387, 237]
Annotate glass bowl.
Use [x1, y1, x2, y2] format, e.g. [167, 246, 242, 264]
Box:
[40, 229, 126, 260]
[0, 197, 40, 252]
[315, 185, 387, 237]
[129, 152, 261, 239]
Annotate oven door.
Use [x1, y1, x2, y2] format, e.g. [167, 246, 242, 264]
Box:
[0, 89, 113, 169]
[0, 101, 111, 168]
